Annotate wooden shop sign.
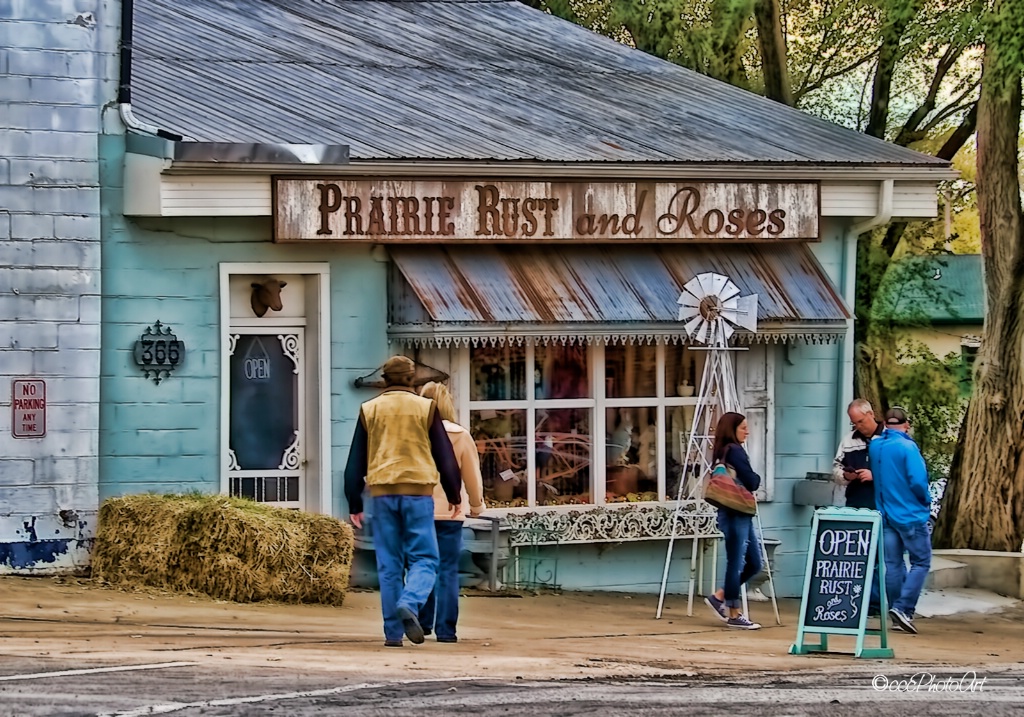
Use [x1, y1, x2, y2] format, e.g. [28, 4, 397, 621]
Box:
[273, 179, 819, 242]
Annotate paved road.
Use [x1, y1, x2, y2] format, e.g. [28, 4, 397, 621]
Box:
[2, 580, 1022, 716]
[1, 662, 1020, 716]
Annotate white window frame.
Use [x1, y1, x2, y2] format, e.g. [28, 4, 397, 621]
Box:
[457, 341, 774, 512]
[601, 343, 710, 503]
[464, 342, 598, 508]
[736, 343, 776, 501]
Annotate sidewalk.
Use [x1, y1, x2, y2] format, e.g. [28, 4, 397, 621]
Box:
[0, 577, 1021, 681]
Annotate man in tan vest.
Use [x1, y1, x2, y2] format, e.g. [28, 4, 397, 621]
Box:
[344, 356, 462, 647]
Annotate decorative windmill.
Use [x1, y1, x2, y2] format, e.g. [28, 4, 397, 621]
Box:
[656, 272, 779, 625]
[677, 272, 759, 347]
[672, 272, 759, 498]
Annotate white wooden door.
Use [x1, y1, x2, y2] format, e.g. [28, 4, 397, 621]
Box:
[737, 343, 775, 501]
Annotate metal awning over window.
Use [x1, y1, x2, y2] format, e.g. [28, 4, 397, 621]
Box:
[388, 244, 849, 347]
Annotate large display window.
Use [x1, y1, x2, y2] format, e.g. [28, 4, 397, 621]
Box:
[462, 341, 765, 509]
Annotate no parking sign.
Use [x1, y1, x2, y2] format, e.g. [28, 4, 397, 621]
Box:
[11, 379, 46, 438]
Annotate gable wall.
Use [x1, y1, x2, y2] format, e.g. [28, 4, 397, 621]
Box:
[0, 0, 116, 573]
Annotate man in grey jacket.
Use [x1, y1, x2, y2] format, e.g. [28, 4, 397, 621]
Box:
[832, 398, 885, 616]
[832, 399, 884, 509]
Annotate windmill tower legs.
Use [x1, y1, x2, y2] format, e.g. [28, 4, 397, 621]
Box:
[655, 342, 744, 619]
[657, 272, 776, 622]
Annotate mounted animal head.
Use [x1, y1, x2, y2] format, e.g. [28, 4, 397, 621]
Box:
[250, 278, 288, 318]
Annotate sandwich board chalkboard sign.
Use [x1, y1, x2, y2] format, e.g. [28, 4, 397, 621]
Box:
[790, 507, 893, 659]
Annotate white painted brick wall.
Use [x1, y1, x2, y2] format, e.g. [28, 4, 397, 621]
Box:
[0, 0, 117, 573]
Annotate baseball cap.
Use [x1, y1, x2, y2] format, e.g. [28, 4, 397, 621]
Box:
[884, 406, 910, 426]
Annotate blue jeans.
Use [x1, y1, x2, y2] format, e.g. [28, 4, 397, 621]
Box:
[370, 495, 439, 642]
[419, 520, 463, 639]
[717, 510, 763, 608]
[883, 519, 932, 617]
[868, 566, 881, 615]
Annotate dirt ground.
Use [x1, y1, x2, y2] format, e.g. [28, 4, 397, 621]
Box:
[0, 576, 1021, 681]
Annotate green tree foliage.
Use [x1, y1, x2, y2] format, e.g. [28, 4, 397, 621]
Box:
[527, 0, 985, 259]
[884, 343, 965, 480]
[524, 0, 983, 122]
[865, 248, 969, 478]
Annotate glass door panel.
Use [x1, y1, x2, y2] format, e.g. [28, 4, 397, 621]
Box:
[227, 330, 304, 508]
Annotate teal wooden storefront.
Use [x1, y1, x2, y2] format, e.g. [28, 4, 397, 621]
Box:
[97, 0, 954, 597]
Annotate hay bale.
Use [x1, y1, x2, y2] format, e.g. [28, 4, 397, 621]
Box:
[92, 494, 354, 605]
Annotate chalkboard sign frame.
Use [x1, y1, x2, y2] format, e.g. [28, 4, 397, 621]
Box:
[789, 507, 894, 659]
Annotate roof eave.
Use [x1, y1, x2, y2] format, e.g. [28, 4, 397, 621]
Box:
[173, 141, 350, 166]
[387, 321, 848, 346]
[163, 158, 958, 181]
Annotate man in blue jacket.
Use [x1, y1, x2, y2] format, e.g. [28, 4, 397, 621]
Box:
[868, 407, 932, 634]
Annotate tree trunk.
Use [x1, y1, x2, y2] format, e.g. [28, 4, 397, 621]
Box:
[754, 0, 793, 105]
[932, 402, 969, 546]
[934, 0, 1024, 552]
[708, 0, 756, 86]
[853, 342, 886, 416]
[865, 0, 922, 138]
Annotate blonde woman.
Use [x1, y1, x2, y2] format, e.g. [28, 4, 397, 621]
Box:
[417, 381, 485, 642]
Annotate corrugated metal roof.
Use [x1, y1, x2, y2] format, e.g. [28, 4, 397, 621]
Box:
[886, 254, 984, 324]
[132, 0, 949, 167]
[388, 243, 849, 332]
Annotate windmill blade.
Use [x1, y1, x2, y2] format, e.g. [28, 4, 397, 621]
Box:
[719, 279, 741, 301]
[732, 294, 759, 332]
[677, 292, 702, 308]
[678, 304, 700, 321]
[683, 275, 706, 297]
[721, 321, 735, 340]
[683, 315, 706, 339]
[677, 292, 702, 321]
[701, 273, 727, 297]
[691, 316, 708, 343]
[697, 273, 729, 298]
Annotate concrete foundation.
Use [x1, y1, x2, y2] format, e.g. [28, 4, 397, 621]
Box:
[933, 549, 1024, 599]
